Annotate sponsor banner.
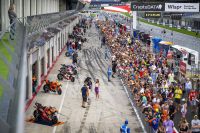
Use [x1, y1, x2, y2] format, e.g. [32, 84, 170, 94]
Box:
[79, 0, 91, 4]
[131, 2, 164, 11]
[145, 12, 161, 18]
[165, 3, 199, 12]
[101, 4, 109, 7]
[179, 61, 186, 74]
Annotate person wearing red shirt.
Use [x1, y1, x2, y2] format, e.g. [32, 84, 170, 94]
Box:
[189, 88, 197, 112]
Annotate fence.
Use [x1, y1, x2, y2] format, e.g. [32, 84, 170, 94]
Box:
[0, 17, 26, 133]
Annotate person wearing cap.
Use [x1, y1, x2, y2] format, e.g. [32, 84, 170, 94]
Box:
[180, 98, 187, 118]
[120, 120, 130, 133]
[191, 115, 200, 133]
[185, 78, 192, 96]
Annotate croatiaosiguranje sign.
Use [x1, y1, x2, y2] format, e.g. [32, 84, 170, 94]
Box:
[131, 3, 165, 11]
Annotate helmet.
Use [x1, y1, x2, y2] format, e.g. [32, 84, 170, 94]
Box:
[125, 120, 128, 125]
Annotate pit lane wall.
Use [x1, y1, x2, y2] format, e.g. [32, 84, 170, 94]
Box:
[26, 16, 80, 100]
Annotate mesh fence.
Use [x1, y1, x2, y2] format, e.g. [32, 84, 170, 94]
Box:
[0, 18, 25, 132]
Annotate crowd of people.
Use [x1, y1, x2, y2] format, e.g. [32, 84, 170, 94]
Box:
[95, 13, 200, 133]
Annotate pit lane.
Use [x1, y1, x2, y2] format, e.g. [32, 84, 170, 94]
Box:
[25, 23, 142, 133]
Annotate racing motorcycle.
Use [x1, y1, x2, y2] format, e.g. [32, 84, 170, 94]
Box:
[60, 64, 77, 75]
[43, 80, 62, 95]
[57, 70, 75, 82]
[33, 102, 58, 124]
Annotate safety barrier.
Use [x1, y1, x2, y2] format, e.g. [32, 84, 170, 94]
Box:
[0, 18, 26, 133]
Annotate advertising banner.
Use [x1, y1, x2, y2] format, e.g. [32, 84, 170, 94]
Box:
[145, 12, 161, 18]
[131, 2, 164, 11]
[179, 61, 186, 74]
[165, 3, 199, 12]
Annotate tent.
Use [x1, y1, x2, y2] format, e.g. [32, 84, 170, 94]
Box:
[152, 37, 162, 53]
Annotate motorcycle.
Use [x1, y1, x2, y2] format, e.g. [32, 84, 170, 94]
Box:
[60, 64, 77, 75]
[57, 70, 75, 82]
[43, 80, 62, 95]
[33, 102, 58, 124]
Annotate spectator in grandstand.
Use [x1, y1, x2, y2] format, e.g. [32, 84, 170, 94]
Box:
[191, 115, 200, 133]
[163, 116, 174, 133]
[168, 100, 176, 120]
[174, 85, 183, 111]
[8, 4, 17, 40]
[178, 118, 189, 133]
[181, 98, 187, 118]
[185, 78, 192, 96]
[189, 88, 198, 112]
[158, 122, 166, 133]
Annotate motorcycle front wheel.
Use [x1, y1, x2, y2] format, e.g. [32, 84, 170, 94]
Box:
[57, 74, 63, 81]
[43, 85, 50, 93]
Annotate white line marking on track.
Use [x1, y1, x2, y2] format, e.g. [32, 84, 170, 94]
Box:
[120, 79, 147, 133]
[52, 82, 69, 133]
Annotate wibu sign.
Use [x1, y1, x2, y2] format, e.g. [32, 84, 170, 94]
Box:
[131, 3, 164, 11]
[165, 3, 199, 12]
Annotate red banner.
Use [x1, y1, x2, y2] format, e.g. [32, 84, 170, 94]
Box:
[179, 61, 186, 74]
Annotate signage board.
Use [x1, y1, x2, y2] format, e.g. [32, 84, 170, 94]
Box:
[179, 61, 186, 74]
[131, 2, 164, 11]
[165, 3, 199, 12]
[145, 12, 161, 18]
[101, 4, 109, 7]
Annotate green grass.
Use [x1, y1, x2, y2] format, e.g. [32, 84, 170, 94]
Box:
[0, 86, 2, 98]
[139, 18, 200, 38]
[0, 33, 15, 97]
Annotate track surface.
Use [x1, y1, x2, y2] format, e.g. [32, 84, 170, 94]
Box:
[25, 25, 142, 133]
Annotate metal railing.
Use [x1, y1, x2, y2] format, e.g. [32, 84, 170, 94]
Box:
[0, 18, 26, 133]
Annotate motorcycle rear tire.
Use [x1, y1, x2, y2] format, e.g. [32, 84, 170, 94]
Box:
[43, 85, 49, 93]
[57, 74, 63, 81]
[71, 77, 75, 82]
[57, 89, 62, 95]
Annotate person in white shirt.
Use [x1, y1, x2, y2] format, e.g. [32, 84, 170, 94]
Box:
[185, 78, 192, 96]
[191, 115, 200, 133]
[168, 72, 174, 84]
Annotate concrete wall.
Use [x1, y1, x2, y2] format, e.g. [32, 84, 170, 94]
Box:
[26, 17, 79, 99]
[0, 0, 59, 31]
